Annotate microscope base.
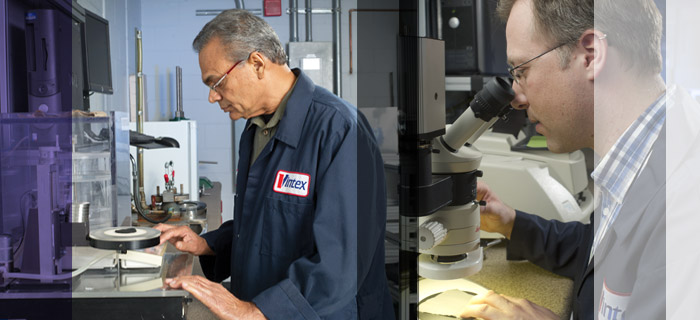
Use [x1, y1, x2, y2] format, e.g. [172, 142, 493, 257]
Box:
[418, 247, 483, 280]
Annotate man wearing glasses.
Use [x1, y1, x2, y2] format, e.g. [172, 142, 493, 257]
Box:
[155, 9, 394, 320]
[460, 0, 668, 319]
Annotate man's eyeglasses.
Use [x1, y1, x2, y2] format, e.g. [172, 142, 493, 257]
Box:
[508, 42, 568, 85]
[208, 52, 255, 94]
[508, 34, 606, 85]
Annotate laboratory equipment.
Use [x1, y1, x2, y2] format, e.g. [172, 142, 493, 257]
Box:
[441, 0, 508, 76]
[416, 75, 515, 280]
[0, 1, 192, 318]
[128, 121, 206, 229]
[445, 80, 593, 230]
[0, 112, 192, 319]
[396, 31, 514, 283]
[474, 131, 593, 233]
[88, 227, 161, 251]
[0, 112, 129, 286]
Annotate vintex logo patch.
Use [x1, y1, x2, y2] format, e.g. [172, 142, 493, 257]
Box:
[598, 279, 630, 320]
[273, 170, 310, 197]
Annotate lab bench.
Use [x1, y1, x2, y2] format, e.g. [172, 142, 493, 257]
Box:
[466, 241, 573, 319]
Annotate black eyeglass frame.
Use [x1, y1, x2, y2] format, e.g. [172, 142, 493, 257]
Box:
[507, 42, 568, 85]
[507, 34, 607, 85]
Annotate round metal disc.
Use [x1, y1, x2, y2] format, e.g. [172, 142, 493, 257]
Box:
[89, 227, 161, 250]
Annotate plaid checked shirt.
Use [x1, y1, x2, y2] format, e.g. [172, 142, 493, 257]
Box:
[589, 89, 667, 262]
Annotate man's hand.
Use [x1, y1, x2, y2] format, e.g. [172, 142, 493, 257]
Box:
[460, 290, 559, 320]
[153, 224, 214, 256]
[477, 181, 516, 238]
[166, 276, 267, 320]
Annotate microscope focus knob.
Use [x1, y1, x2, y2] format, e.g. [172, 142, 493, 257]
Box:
[419, 221, 447, 250]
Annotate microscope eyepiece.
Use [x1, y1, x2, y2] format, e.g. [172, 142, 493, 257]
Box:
[440, 77, 516, 151]
[470, 77, 515, 121]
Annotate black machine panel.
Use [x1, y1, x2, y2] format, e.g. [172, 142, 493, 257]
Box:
[71, 6, 88, 110]
[441, 0, 508, 76]
[83, 8, 113, 95]
[1, 0, 112, 113]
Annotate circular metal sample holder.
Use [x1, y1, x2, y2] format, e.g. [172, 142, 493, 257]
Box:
[89, 227, 161, 251]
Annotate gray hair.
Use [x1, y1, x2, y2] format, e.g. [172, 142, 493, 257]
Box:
[497, 0, 662, 75]
[193, 9, 287, 65]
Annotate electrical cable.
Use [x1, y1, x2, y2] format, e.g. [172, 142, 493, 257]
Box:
[1, 136, 30, 162]
[1, 251, 115, 281]
[83, 127, 109, 142]
[3, 136, 29, 153]
[13, 190, 36, 260]
[130, 154, 171, 224]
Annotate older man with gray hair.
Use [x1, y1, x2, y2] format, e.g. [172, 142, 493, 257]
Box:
[155, 9, 394, 320]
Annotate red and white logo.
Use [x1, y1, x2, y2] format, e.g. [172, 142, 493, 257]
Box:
[273, 170, 310, 197]
[598, 279, 630, 320]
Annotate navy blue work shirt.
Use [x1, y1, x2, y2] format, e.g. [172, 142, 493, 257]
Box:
[200, 69, 394, 319]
